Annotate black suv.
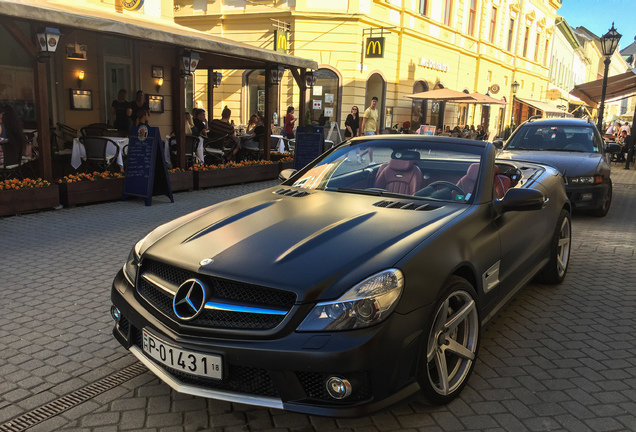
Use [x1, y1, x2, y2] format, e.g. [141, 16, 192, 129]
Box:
[496, 117, 612, 217]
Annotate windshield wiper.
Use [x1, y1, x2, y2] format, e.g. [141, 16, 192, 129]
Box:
[335, 188, 429, 201]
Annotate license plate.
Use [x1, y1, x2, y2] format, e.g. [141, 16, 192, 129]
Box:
[142, 329, 222, 380]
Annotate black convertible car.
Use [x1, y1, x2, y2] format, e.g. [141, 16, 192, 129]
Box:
[111, 136, 571, 417]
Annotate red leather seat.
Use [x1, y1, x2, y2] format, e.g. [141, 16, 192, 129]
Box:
[374, 158, 423, 195]
[456, 163, 511, 198]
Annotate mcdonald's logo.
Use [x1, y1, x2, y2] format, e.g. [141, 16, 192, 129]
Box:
[365, 37, 385, 58]
[274, 30, 288, 53]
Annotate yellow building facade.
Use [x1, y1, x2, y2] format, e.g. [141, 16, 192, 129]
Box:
[177, 0, 560, 137]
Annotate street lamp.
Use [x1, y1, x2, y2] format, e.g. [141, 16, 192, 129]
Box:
[510, 80, 520, 130]
[596, 23, 622, 132]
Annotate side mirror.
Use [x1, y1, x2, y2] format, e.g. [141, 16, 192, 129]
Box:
[279, 168, 297, 182]
[493, 140, 504, 149]
[495, 188, 546, 213]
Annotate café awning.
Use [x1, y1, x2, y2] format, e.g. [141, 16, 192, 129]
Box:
[0, 0, 318, 70]
[405, 88, 477, 101]
[452, 92, 507, 105]
[516, 97, 573, 118]
[570, 69, 636, 109]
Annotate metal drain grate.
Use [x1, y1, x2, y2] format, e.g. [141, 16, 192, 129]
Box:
[0, 362, 148, 432]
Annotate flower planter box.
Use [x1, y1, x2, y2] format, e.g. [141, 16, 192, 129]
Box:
[279, 161, 295, 172]
[168, 171, 194, 192]
[59, 178, 125, 207]
[194, 164, 279, 190]
[0, 185, 60, 217]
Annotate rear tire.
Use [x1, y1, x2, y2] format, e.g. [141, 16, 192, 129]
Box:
[417, 276, 480, 405]
[538, 209, 571, 284]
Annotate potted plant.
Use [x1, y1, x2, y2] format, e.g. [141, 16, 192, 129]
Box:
[0, 178, 60, 217]
[191, 160, 279, 190]
[278, 155, 295, 172]
[168, 168, 194, 192]
[58, 171, 125, 207]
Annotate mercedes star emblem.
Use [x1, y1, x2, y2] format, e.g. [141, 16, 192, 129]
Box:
[173, 279, 207, 321]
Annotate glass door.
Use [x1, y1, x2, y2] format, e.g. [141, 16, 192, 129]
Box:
[104, 62, 131, 126]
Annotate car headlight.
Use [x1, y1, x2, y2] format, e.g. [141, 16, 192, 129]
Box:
[122, 235, 147, 285]
[568, 175, 602, 184]
[297, 269, 404, 332]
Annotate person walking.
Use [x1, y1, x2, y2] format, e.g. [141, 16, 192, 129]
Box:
[283, 106, 296, 139]
[344, 106, 359, 139]
[360, 97, 379, 136]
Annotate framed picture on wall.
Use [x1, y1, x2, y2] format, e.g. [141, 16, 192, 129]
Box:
[70, 89, 93, 111]
[151, 66, 164, 79]
[147, 95, 164, 113]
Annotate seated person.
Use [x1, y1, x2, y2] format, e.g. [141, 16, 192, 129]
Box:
[243, 115, 265, 151]
[192, 108, 208, 137]
[208, 106, 239, 161]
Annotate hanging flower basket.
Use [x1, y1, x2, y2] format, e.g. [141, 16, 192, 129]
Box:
[0, 179, 60, 217]
[58, 172, 125, 207]
[192, 161, 279, 190]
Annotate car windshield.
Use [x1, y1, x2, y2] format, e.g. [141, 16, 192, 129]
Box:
[504, 124, 598, 153]
[288, 138, 484, 203]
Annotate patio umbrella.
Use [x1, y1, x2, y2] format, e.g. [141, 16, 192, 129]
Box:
[452, 92, 507, 105]
[405, 88, 478, 101]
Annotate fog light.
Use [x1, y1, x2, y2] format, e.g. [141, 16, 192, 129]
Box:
[110, 306, 121, 322]
[325, 376, 352, 399]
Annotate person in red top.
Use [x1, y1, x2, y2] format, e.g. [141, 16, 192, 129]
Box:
[283, 106, 296, 139]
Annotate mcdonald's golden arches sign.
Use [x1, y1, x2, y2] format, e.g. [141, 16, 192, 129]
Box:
[274, 30, 288, 53]
[365, 37, 385, 58]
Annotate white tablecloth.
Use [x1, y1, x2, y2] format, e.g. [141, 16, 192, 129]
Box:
[165, 137, 204, 165]
[71, 137, 128, 169]
[271, 135, 286, 153]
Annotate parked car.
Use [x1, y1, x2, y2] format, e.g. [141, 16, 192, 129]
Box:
[110, 136, 571, 417]
[496, 117, 613, 217]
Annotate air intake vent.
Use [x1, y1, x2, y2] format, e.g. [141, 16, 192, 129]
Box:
[374, 200, 437, 211]
[274, 188, 310, 197]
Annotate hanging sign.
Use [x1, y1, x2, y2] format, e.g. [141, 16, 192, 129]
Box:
[365, 37, 385, 58]
[274, 30, 289, 53]
[120, 0, 144, 11]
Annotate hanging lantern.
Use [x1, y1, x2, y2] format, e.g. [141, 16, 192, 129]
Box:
[270, 65, 285, 85]
[181, 50, 201, 77]
[36, 27, 61, 61]
[305, 70, 317, 88]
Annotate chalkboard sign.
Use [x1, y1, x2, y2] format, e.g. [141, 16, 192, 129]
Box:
[294, 126, 324, 171]
[122, 125, 173, 206]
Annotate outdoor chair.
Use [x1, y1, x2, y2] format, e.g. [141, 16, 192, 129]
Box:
[185, 134, 203, 168]
[50, 133, 73, 177]
[0, 141, 33, 180]
[203, 133, 230, 164]
[79, 136, 120, 172]
[80, 123, 115, 137]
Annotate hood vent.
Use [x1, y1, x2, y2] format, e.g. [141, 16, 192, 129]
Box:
[374, 200, 438, 211]
[274, 188, 310, 197]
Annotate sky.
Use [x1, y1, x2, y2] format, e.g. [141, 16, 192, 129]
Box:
[558, 0, 636, 52]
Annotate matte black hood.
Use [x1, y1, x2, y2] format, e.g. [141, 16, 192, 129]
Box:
[139, 187, 466, 301]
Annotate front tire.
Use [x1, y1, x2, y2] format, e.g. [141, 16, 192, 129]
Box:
[591, 181, 612, 217]
[538, 209, 571, 284]
[418, 276, 480, 405]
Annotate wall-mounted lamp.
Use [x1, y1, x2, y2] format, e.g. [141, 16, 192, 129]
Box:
[211, 72, 222, 88]
[77, 70, 85, 88]
[305, 70, 317, 88]
[270, 65, 285, 85]
[36, 27, 61, 62]
[181, 50, 201, 78]
[155, 77, 163, 93]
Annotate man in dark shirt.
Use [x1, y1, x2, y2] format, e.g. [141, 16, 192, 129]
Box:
[192, 108, 208, 137]
[620, 130, 634, 170]
[208, 106, 239, 161]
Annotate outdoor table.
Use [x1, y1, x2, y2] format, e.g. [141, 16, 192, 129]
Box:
[71, 136, 128, 169]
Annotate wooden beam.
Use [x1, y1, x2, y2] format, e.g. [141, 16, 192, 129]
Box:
[33, 58, 52, 180]
[0, 19, 38, 57]
[172, 65, 186, 169]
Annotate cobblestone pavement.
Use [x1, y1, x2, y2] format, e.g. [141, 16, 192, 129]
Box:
[1, 167, 635, 432]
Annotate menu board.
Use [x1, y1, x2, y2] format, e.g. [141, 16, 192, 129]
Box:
[123, 125, 173, 206]
[294, 126, 324, 171]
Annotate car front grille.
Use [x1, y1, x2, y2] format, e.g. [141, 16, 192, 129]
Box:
[137, 259, 296, 330]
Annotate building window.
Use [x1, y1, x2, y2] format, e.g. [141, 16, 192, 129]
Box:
[534, 33, 541, 61]
[410, 80, 429, 132]
[544, 39, 550, 66]
[468, 0, 476, 36]
[309, 68, 340, 125]
[419, 0, 428, 16]
[507, 18, 515, 51]
[487, 70, 492, 82]
[522, 27, 530, 57]
[489, 7, 497, 43]
[444, 0, 452, 26]
[247, 70, 280, 121]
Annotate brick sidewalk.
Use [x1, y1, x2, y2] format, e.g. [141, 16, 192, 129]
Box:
[0, 168, 634, 432]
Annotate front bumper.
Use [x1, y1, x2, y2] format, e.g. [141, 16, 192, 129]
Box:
[111, 269, 428, 417]
[565, 182, 609, 210]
